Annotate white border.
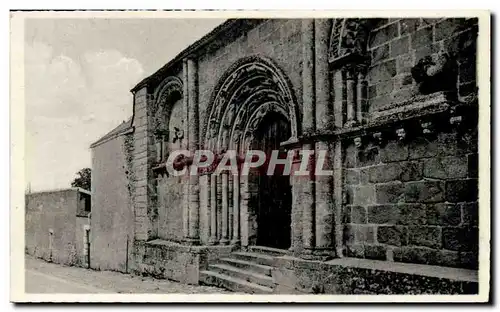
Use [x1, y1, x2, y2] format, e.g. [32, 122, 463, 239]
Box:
[9, 9, 491, 303]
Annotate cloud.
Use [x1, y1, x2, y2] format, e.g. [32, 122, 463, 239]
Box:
[25, 41, 145, 191]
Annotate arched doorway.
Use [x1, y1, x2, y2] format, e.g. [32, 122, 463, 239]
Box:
[253, 112, 292, 249]
[202, 56, 300, 249]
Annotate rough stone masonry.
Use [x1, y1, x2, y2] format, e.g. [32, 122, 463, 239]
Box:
[90, 17, 479, 294]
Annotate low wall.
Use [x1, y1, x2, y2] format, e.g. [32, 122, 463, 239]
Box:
[132, 240, 234, 284]
[25, 189, 86, 266]
[272, 255, 478, 294]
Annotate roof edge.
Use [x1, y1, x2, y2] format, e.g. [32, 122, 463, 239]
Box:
[130, 19, 249, 93]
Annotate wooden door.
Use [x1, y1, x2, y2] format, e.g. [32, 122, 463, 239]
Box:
[254, 113, 292, 250]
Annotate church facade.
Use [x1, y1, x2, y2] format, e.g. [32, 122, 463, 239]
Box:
[92, 18, 480, 294]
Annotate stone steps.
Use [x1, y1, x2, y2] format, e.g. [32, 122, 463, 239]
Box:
[209, 263, 275, 288]
[232, 251, 276, 266]
[199, 270, 274, 294]
[218, 257, 273, 276]
[199, 248, 281, 293]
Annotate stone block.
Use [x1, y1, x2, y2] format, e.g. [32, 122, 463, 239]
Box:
[371, 43, 389, 64]
[394, 74, 414, 89]
[351, 205, 367, 224]
[391, 36, 410, 57]
[408, 226, 442, 248]
[353, 185, 376, 206]
[377, 226, 407, 246]
[368, 85, 377, 99]
[391, 87, 417, 104]
[400, 18, 420, 35]
[399, 161, 423, 182]
[414, 42, 441, 62]
[398, 203, 426, 225]
[435, 249, 460, 268]
[369, 22, 399, 47]
[408, 137, 438, 159]
[376, 182, 405, 204]
[438, 133, 469, 156]
[412, 26, 433, 48]
[344, 144, 357, 168]
[375, 80, 394, 96]
[404, 181, 445, 203]
[364, 244, 387, 260]
[396, 54, 413, 74]
[367, 204, 400, 224]
[459, 59, 477, 85]
[434, 18, 466, 41]
[393, 246, 437, 265]
[370, 95, 391, 112]
[442, 226, 478, 252]
[423, 156, 468, 180]
[380, 141, 409, 163]
[357, 147, 380, 167]
[467, 153, 478, 178]
[345, 169, 360, 185]
[345, 243, 364, 258]
[426, 203, 462, 226]
[445, 179, 478, 203]
[361, 163, 401, 184]
[343, 186, 354, 205]
[459, 251, 479, 270]
[367, 60, 397, 84]
[344, 224, 376, 244]
[461, 202, 478, 226]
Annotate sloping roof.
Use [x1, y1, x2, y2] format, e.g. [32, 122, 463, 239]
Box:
[130, 19, 266, 93]
[90, 117, 133, 148]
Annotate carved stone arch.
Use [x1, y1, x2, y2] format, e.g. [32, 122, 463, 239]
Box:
[328, 18, 374, 65]
[152, 76, 183, 137]
[202, 55, 300, 150]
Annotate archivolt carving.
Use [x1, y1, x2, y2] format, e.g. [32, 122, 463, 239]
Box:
[329, 18, 373, 64]
[152, 76, 183, 135]
[203, 56, 300, 152]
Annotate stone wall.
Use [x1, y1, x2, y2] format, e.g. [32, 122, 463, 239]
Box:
[342, 128, 478, 269]
[91, 133, 134, 272]
[197, 19, 303, 134]
[25, 189, 80, 266]
[341, 17, 479, 270]
[366, 18, 478, 114]
[272, 256, 478, 294]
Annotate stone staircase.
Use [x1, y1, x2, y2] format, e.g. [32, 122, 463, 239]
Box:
[199, 246, 287, 294]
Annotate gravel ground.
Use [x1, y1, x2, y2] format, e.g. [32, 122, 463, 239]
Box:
[25, 255, 231, 294]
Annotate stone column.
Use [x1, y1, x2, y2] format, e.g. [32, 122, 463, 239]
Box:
[208, 174, 218, 245]
[220, 172, 229, 245]
[231, 170, 240, 245]
[182, 59, 190, 239]
[187, 58, 200, 244]
[301, 19, 316, 254]
[333, 67, 345, 258]
[356, 66, 367, 124]
[345, 65, 357, 127]
[314, 19, 335, 256]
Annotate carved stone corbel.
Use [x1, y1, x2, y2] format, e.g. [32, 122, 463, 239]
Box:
[372, 132, 385, 146]
[396, 128, 407, 143]
[353, 136, 363, 149]
[420, 120, 436, 138]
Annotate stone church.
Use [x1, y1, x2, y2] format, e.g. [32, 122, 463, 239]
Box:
[91, 18, 479, 294]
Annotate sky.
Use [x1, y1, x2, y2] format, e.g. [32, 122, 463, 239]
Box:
[24, 18, 225, 191]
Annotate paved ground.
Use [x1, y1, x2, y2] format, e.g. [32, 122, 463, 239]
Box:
[25, 256, 230, 294]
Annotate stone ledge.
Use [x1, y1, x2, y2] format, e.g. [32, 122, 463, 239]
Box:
[325, 257, 478, 283]
[272, 255, 479, 294]
[145, 238, 236, 254]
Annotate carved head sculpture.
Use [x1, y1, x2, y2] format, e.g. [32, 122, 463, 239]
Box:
[411, 50, 457, 95]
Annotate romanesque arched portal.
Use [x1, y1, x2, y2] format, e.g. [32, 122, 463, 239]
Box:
[201, 56, 300, 249]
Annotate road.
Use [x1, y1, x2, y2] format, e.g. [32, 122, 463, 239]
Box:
[25, 256, 230, 294]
